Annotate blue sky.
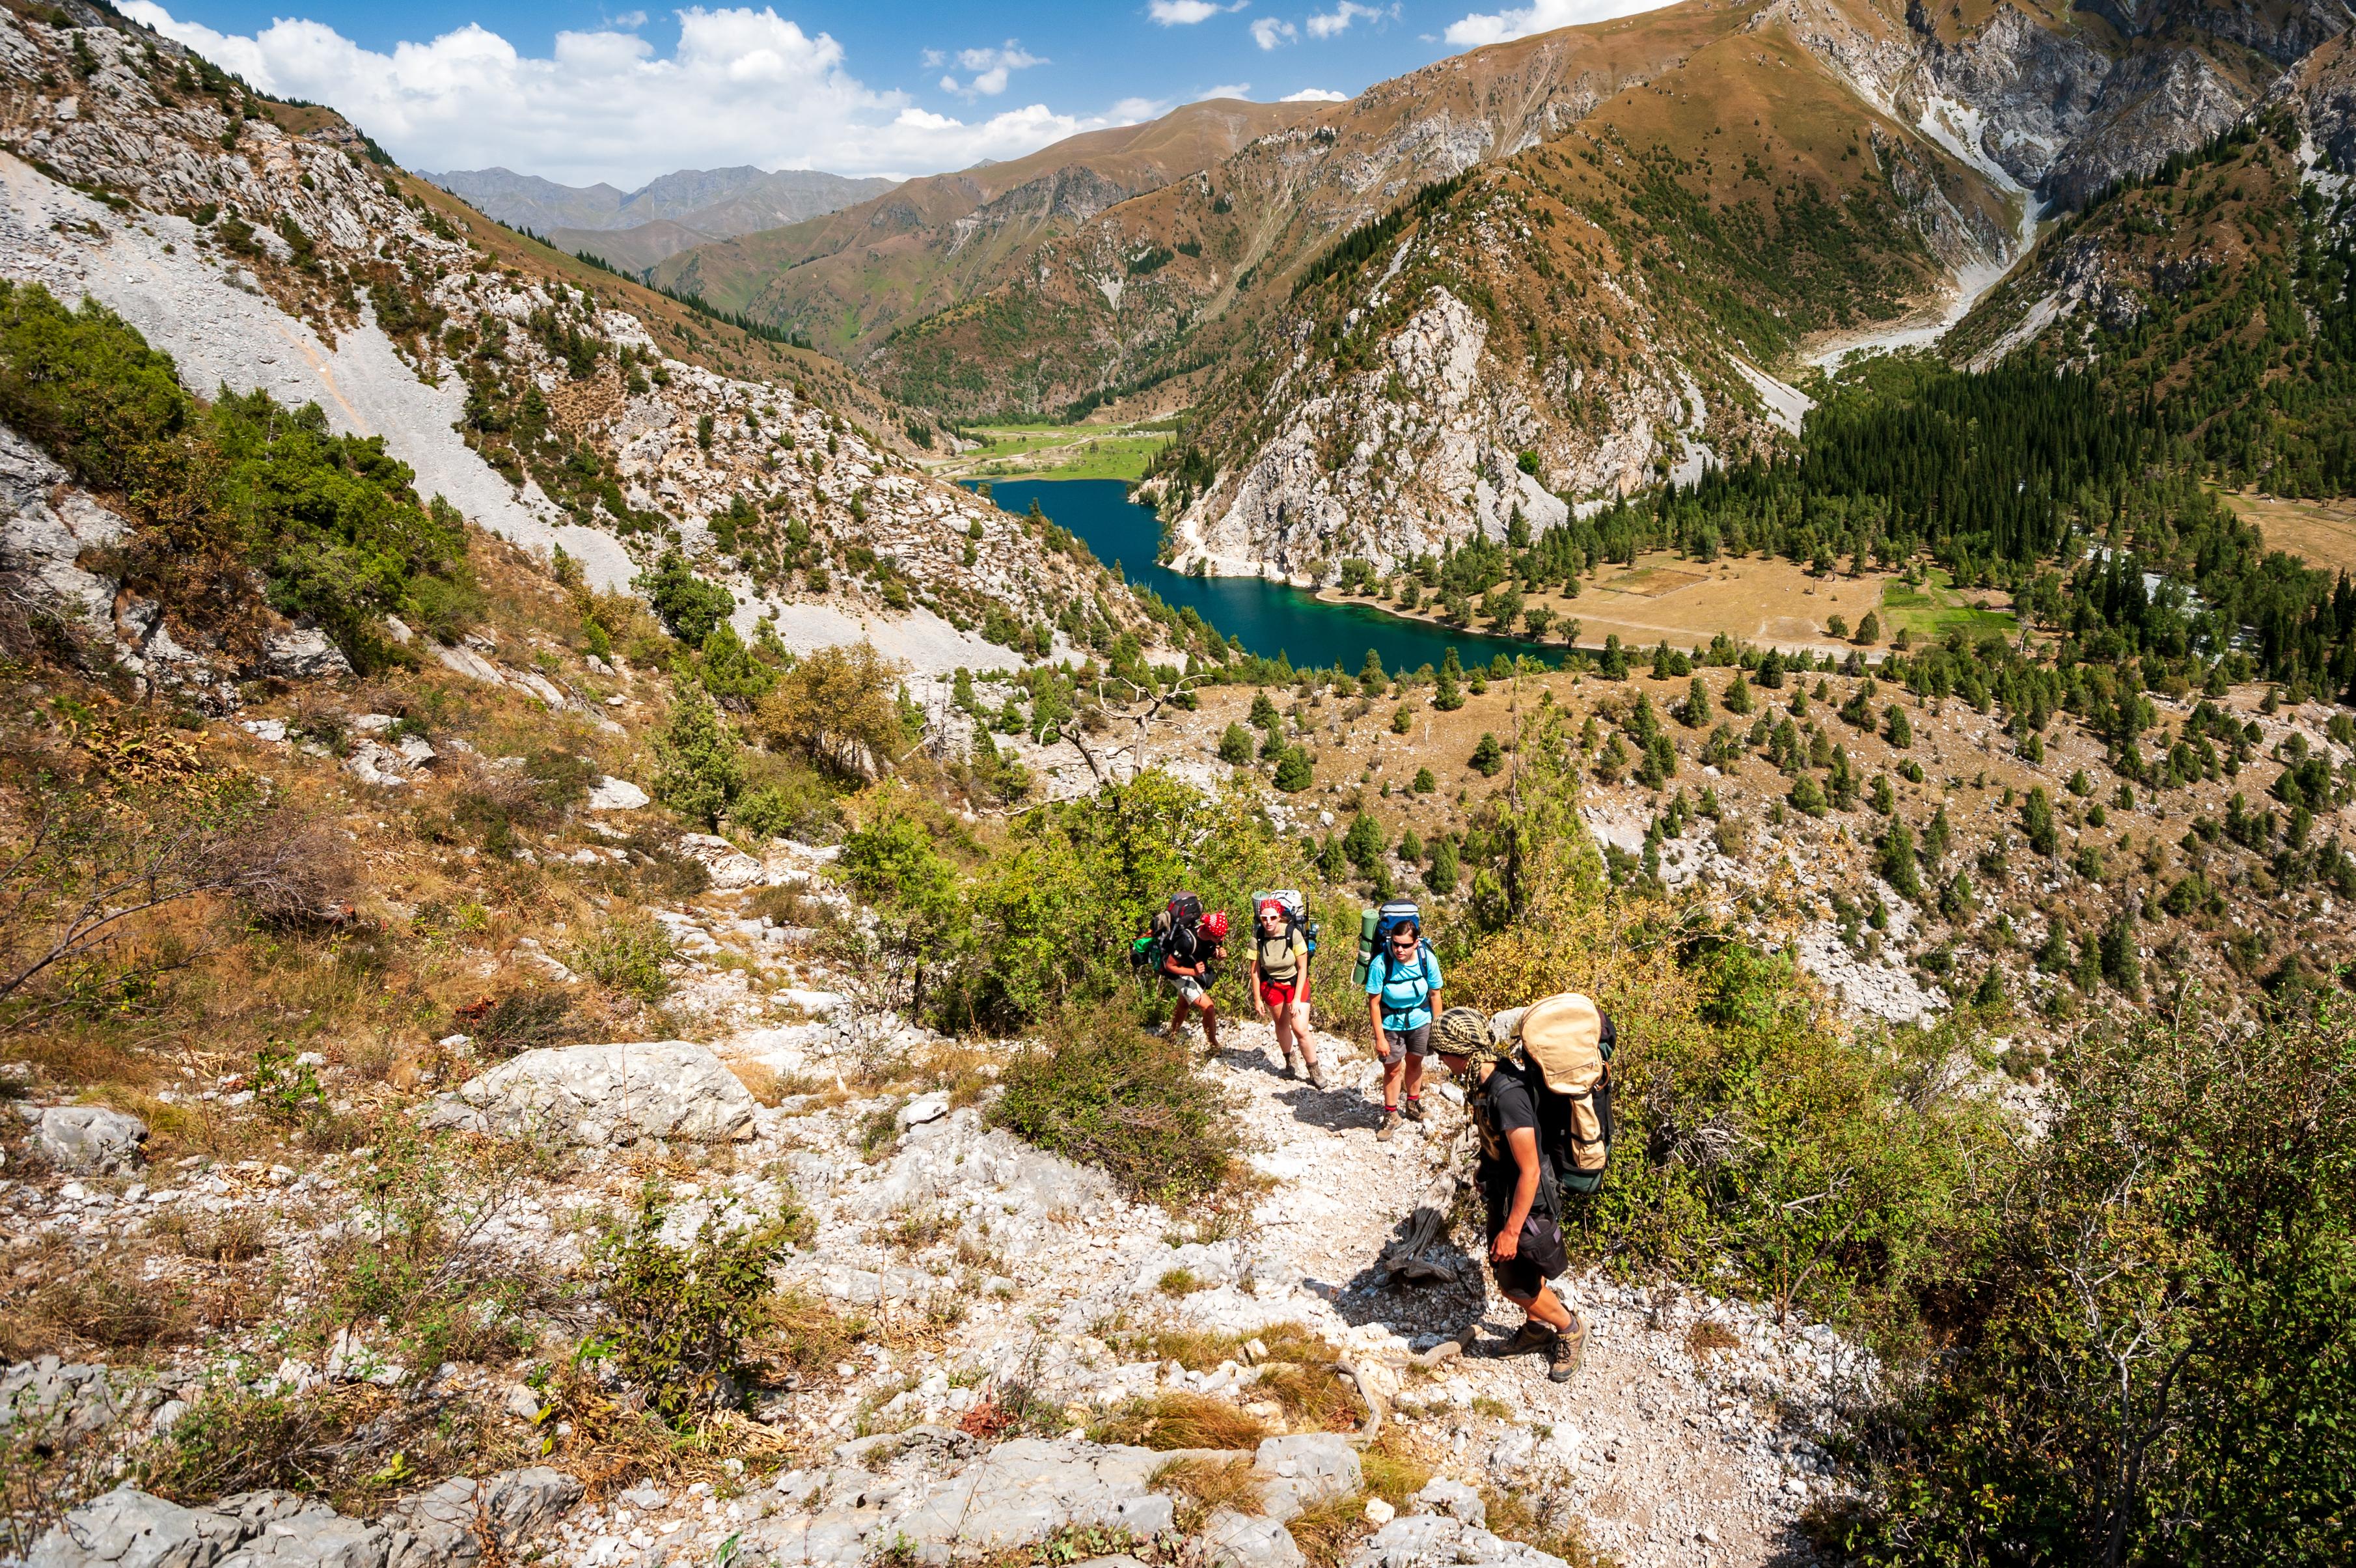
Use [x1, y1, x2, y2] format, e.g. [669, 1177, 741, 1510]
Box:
[121, 0, 1648, 187]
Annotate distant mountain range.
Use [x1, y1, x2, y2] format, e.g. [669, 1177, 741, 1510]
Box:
[424, 165, 896, 273]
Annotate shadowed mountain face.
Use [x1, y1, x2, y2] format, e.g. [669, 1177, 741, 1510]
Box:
[426, 165, 897, 270]
[1946, 31, 2356, 499]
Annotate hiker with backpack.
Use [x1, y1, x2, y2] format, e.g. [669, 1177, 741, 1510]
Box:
[1430, 997, 1618, 1384]
[1249, 892, 1328, 1088]
[1361, 905, 1442, 1140]
[1143, 895, 1227, 1053]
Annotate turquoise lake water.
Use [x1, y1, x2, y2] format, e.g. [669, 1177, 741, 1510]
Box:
[974, 478, 1561, 674]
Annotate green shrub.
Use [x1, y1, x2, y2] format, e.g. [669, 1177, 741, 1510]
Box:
[637, 551, 733, 645]
[653, 675, 743, 829]
[596, 1185, 797, 1426]
[990, 1011, 1240, 1207]
[0, 282, 474, 667]
[1829, 993, 2356, 1564]
[568, 914, 676, 1001]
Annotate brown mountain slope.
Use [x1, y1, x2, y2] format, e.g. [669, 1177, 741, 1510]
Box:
[655, 0, 2341, 442]
[650, 99, 1321, 359]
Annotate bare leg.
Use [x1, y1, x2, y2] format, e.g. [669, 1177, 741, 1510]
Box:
[1401, 1053, 1426, 1103]
[1289, 1000, 1317, 1064]
[1197, 995, 1220, 1051]
[1505, 1283, 1574, 1332]
[1382, 1052, 1404, 1110]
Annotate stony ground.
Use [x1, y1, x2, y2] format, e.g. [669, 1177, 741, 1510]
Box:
[9, 973, 1869, 1568]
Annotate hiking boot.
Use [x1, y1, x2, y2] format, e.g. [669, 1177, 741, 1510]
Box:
[1283, 1049, 1304, 1080]
[1377, 1107, 1400, 1141]
[1401, 1097, 1427, 1123]
[1547, 1319, 1587, 1383]
[1307, 1058, 1330, 1090]
[1485, 1321, 1559, 1360]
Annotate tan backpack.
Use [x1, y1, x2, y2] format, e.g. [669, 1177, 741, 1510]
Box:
[1513, 992, 1618, 1196]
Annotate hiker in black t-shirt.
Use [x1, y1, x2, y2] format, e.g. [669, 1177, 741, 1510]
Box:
[1432, 1007, 1583, 1382]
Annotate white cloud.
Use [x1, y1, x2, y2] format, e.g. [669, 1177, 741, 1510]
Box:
[1443, 0, 1658, 46]
[609, 10, 649, 27]
[118, 3, 1117, 185]
[1147, 0, 1242, 22]
[1305, 2, 1393, 40]
[1198, 81, 1253, 99]
[1250, 17, 1296, 47]
[1281, 86, 1348, 100]
[939, 40, 1045, 98]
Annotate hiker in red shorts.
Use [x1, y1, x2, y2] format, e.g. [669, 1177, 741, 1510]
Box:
[1249, 897, 1328, 1088]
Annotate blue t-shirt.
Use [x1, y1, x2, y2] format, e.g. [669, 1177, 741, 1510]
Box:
[1367, 943, 1442, 1030]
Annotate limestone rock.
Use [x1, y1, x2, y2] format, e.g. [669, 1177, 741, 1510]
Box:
[1254, 1433, 1362, 1522]
[380, 1466, 582, 1568]
[586, 776, 650, 810]
[36, 1106, 147, 1172]
[420, 1041, 756, 1143]
[261, 629, 351, 681]
[0, 1357, 128, 1446]
[342, 740, 412, 788]
[1347, 1515, 1568, 1568]
[431, 644, 505, 686]
[27, 1487, 243, 1568]
[884, 1438, 1175, 1564]
[213, 1498, 385, 1568]
[1407, 1478, 1484, 1526]
[1203, 1509, 1304, 1568]
[676, 832, 765, 889]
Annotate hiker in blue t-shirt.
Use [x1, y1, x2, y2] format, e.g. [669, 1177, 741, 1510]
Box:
[1363, 915, 1442, 1140]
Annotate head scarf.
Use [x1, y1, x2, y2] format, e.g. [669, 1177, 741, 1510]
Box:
[1434, 1006, 1506, 1063]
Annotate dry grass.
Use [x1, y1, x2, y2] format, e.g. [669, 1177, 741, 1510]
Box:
[1358, 1428, 1436, 1507]
[1153, 1455, 1265, 1531]
[1287, 1492, 1371, 1568]
[1685, 1319, 1740, 1359]
[1481, 1486, 1617, 1568]
[730, 1060, 788, 1107]
[1087, 1390, 1269, 1451]
[0, 1237, 219, 1360]
[148, 1208, 267, 1263]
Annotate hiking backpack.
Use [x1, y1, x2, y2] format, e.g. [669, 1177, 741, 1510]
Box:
[1513, 992, 1619, 1198]
[1252, 888, 1319, 956]
[1352, 899, 1426, 989]
[1132, 893, 1206, 974]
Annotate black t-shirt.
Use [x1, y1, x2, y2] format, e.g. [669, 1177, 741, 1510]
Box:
[1471, 1059, 1550, 1216]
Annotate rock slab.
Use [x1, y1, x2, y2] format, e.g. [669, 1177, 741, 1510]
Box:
[35, 1106, 147, 1172]
[421, 1041, 756, 1143]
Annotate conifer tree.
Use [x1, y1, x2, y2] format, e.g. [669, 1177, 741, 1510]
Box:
[655, 674, 743, 831]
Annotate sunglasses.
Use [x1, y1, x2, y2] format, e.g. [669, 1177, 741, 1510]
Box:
[1388, 933, 1419, 945]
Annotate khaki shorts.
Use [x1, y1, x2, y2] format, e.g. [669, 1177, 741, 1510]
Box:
[1164, 974, 1208, 1005]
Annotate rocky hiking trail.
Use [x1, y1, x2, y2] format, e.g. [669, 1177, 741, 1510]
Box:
[16, 994, 1871, 1568]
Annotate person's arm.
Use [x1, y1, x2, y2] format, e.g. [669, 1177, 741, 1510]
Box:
[1295, 935, 1311, 1004]
[1492, 1125, 1544, 1259]
[1249, 949, 1265, 1016]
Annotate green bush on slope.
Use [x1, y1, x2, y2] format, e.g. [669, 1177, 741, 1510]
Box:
[0, 281, 474, 667]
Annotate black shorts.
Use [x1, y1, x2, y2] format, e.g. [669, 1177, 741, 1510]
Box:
[1485, 1212, 1551, 1300]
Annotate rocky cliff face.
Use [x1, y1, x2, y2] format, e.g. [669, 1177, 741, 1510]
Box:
[1941, 26, 2356, 503]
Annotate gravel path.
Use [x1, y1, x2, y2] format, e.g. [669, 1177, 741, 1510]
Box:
[1202, 1017, 1856, 1567]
